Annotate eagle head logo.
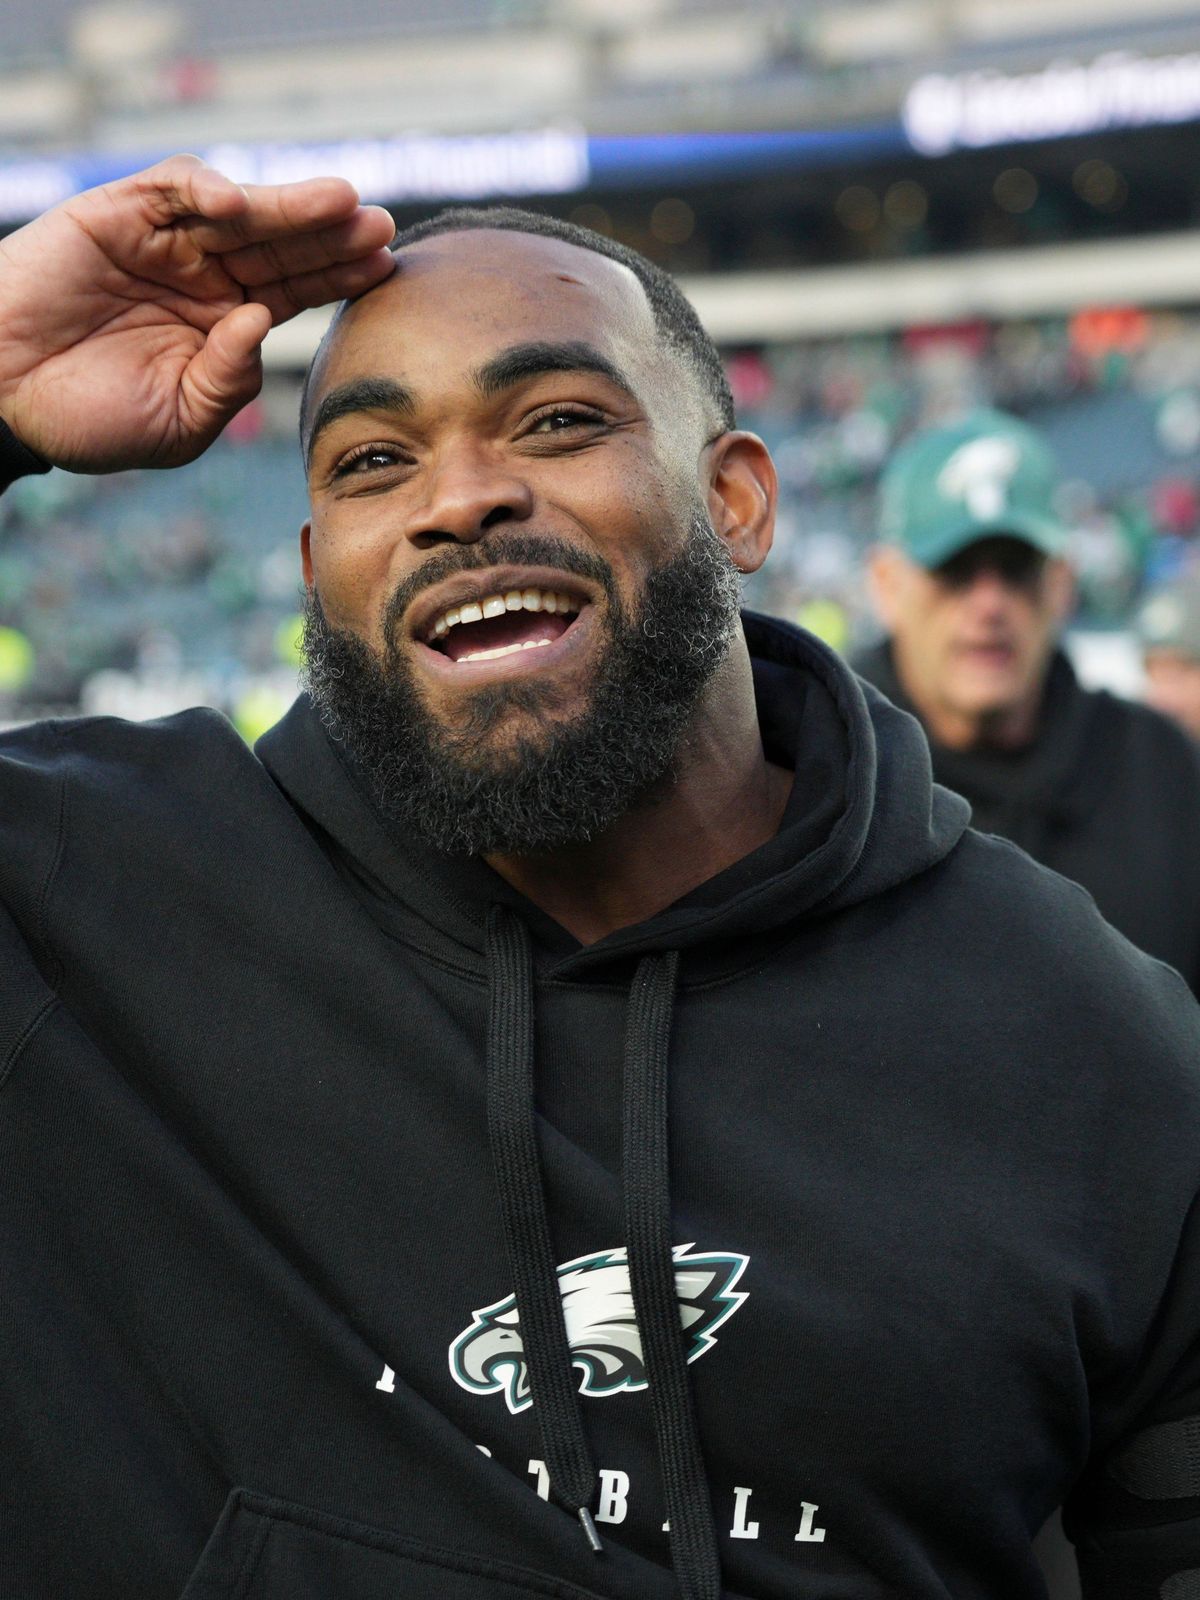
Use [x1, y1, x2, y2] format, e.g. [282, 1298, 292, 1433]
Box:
[449, 1244, 748, 1414]
[937, 434, 1022, 522]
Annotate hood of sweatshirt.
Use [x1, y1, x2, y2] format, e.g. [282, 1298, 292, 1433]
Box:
[256, 612, 969, 980]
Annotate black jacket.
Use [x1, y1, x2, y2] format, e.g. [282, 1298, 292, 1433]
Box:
[856, 640, 1200, 993]
[3, 616, 1200, 1600]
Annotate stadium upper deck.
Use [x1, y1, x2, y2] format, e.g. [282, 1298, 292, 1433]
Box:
[6, 0, 1200, 152]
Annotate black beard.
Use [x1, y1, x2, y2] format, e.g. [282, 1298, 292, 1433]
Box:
[301, 517, 741, 855]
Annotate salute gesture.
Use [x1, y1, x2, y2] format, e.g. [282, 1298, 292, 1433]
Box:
[0, 154, 396, 472]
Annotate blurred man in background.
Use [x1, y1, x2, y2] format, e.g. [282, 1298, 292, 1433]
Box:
[1138, 569, 1200, 743]
[857, 408, 1200, 993]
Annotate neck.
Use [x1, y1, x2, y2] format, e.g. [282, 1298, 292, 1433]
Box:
[485, 643, 793, 945]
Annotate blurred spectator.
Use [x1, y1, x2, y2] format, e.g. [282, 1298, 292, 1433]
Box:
[1137, 570, 1200, 743]
[856, 409, 1200, 994]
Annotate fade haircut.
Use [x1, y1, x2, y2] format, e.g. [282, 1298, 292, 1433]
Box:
[299, 205, 735, 454]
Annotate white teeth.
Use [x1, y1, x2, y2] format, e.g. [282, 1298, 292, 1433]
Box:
[426, 587, 581, 643]
[460, 638, 553, 663]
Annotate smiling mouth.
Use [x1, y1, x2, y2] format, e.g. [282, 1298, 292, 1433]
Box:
[424, 585, 586, 665]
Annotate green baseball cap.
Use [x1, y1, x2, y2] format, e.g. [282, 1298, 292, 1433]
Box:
[1137, 572, 1200, 663]
[879, 409, 1068, 568]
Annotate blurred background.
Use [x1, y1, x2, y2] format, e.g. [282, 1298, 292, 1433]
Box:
[4, 0, 1200, 734]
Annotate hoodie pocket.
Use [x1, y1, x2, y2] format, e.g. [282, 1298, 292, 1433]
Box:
[180, 1489, 611, 1600]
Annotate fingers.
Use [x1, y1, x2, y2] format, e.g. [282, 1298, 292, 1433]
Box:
[196, 206, 396, 289]
[130, 155, 362, 239]
[116, 160, 397, 315]
[250, 248, 397, 326]
[129, 154, 252, 227]
[180, 176, 371, 253]
[178, 301, 273, 445]
[75, 155, 374, 264]
[62, 154, 397, 324]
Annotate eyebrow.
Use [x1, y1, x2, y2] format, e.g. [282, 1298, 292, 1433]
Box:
[305, 376, 415, 466]
[472, 340, 639, 403]
[305, 341, 638, 466]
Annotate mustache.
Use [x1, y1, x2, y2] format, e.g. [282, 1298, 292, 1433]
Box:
[378, 534, 618, 644]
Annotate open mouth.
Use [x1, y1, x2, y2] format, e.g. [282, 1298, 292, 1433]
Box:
[423, 585, 587, 666]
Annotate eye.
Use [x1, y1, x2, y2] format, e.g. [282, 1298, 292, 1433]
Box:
[331, 442, 410, 478]
[524, 405, 608, 437]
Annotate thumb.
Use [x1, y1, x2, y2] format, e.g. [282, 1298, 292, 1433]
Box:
[180, 301, 273, 442]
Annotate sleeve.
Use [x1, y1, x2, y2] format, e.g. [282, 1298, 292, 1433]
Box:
[1065, 1190, 1200, 1599]
[0, 415, 51, 493]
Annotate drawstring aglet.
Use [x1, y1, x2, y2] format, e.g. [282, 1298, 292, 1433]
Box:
[578, 1507, 603, 1553]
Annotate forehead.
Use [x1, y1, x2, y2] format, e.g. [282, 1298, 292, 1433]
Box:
[314, 228, 663, 401]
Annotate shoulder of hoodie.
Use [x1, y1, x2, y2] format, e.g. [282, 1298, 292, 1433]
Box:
[921, 818, 1200, 1090]
[0, 702, 258, 763]
[0, 705, 275, 818]
[0, 709, 286, 994]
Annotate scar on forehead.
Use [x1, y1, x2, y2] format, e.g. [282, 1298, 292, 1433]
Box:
[555, 274, 585, 285]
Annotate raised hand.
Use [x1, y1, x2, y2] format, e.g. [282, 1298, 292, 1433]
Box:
[0, 154, 396, 472]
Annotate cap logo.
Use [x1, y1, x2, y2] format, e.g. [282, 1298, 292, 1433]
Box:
[937, 435, 1022, 521]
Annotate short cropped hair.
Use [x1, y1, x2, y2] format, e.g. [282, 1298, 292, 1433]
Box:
[299, 205, 735, 452]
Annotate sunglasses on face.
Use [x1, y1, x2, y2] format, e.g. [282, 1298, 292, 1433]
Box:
[933, 540, 1048, 593]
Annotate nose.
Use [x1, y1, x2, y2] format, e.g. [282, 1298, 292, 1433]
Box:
[962, 566, 1017, 613]
[406, 441, 534, 549]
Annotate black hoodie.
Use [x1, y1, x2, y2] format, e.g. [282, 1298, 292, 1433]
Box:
[856, 639, 1200, 994]
[2, 615, 1200, 1600]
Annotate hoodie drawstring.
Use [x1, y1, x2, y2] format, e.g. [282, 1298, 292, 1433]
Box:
[623, 949, 722, 1600]
[485, 906, 601, 1547]
[485, 906, 722, 1599]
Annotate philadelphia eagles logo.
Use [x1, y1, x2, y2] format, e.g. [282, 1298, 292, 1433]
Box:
[449, 1244, 748, 1414]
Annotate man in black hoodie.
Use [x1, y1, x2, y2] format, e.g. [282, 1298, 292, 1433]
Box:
[857, 409, 1200, 995]
[2, 157, 1200, 1600]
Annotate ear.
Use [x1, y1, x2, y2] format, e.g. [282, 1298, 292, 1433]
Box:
[705, 432, 776, 575]
[300, 520, 314, 592]
[1045, 556, 1075, 623]
[866, 544, 908, 632]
